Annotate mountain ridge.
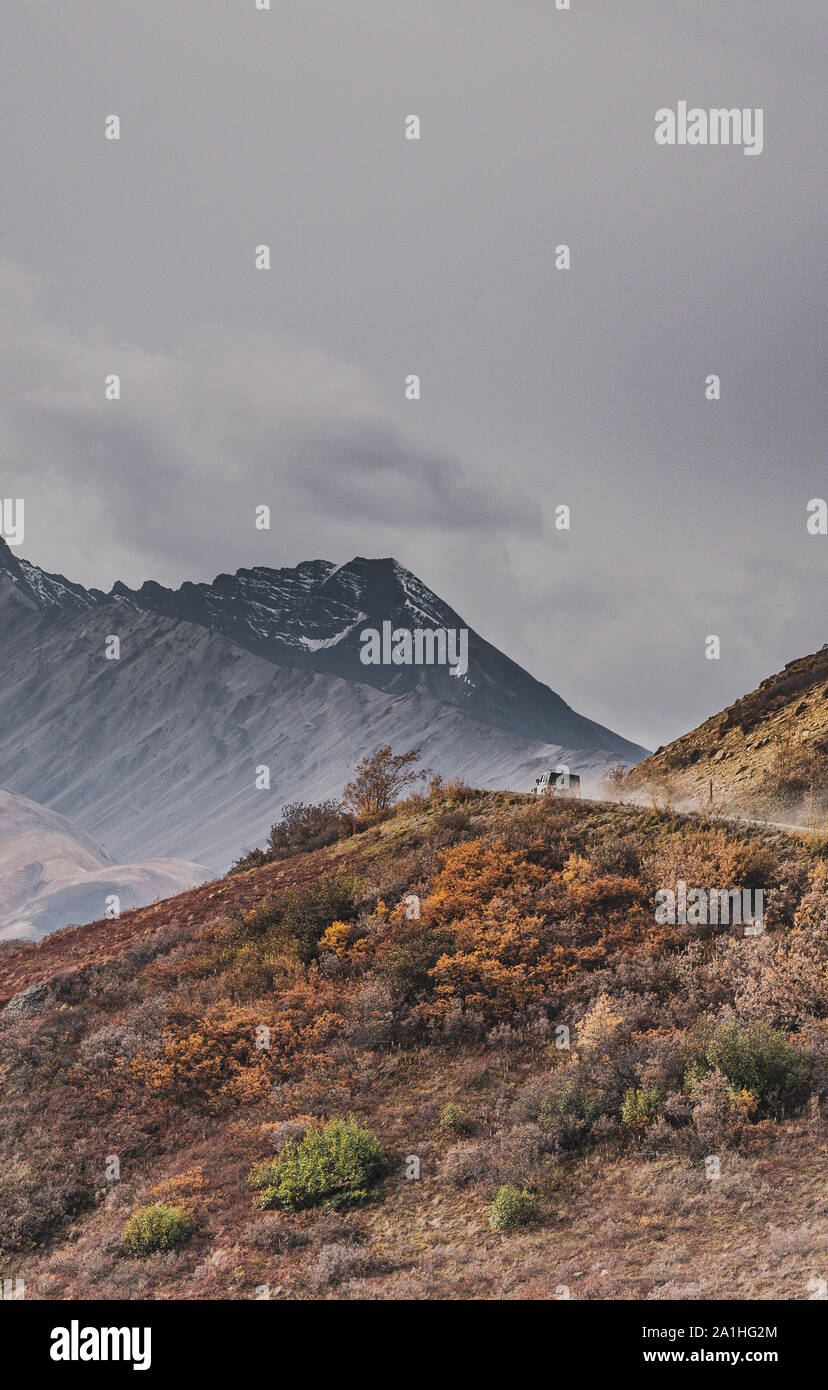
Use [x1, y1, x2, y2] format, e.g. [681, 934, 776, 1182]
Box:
[0, 576, 633, 874]
[0, 539, 647, 761]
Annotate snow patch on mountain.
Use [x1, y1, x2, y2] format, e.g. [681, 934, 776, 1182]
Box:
[298, 614, 367, 650]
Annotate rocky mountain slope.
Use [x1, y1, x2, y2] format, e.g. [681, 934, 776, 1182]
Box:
[0, 542, 647, 887]
[622, 646, 828, 819]
[0, 788, 208, 942]
[0, 574, 631, 874]
[0, 540, 646, 760]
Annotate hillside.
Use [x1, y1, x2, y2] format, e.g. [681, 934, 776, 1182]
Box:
[622, 646, 828, 822]
[2, 787, 827, 1300]
[0, 788, 209, 942]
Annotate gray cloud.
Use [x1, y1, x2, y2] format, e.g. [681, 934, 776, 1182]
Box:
[0, 261, 531, 588]
[0, 0, 825, 749]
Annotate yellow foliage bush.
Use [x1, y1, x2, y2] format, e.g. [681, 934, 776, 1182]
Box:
[124, 1004, 275, 1111]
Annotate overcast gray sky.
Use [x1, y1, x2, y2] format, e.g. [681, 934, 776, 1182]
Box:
[1, 0, 825, 749]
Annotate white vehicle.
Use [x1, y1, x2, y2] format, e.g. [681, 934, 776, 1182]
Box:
[533, 768, 581, 798]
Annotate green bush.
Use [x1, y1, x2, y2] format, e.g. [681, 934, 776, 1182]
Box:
[268, 801, 350, 857]
[620, 1086, 661, 1130]
[488, 1185, 540, 1231]
[229, 804, 351, 873]
[374, 926, 454, 1002]
[539, 1076, 607, 1152]
[683, 1060, 707, 1091]
[249, 1118, 386, 1212]
[704, 1022, 809, 1114]
[228, 846, 269, 874]
[230, 873, 360, 961]
[439, 1102, 469, 1136]
[121, 1203, 195, 1258]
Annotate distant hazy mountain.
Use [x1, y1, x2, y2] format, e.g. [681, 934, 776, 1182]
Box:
[0, 542, 647, 884]
[0, 787, 209, 942]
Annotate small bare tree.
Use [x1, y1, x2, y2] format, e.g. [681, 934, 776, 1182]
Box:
[343, 745, 428, 817]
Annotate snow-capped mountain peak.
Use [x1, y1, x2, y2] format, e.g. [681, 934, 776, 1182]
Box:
[0, 544, 646, 758]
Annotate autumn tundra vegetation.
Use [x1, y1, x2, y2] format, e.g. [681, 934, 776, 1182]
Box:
[1, 746, 827, 1298]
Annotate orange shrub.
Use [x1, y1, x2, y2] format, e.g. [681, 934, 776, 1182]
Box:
[124, 1004, 276, 1111]
[430, 905, 552, 1019]
[146, 1166, 213, 1215]
[423, 839, 548, 924]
